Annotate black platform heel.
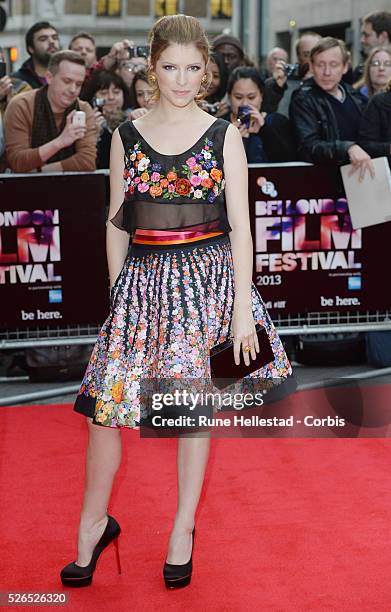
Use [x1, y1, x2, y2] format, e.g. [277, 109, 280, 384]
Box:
[60, 515, 122, 588]
[163, 527, 195, 589]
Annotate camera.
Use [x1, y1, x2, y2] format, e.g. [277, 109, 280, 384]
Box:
[204, 101, 220, 115]
[0, 60, 6, 78]
[284, 63, 300, 78]
[236, 105, 252, 128]
[93, 96, 106, 109]
[126, 45, 149, 59]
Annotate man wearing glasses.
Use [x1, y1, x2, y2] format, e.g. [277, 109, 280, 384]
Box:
[290, 37, 371, 177]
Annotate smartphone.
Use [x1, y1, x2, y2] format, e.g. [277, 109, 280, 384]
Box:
[0, 61, 6, 79]
[72, 110, 86, 127]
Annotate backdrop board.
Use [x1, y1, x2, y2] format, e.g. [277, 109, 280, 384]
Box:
[0, 173, 110, 329]
[249, 164, 391, 317]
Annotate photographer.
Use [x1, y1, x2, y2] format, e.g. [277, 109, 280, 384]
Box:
[83, 70, 130, 169]
[264, 32, 321, 116]
[222, 66, 295, 163]
[82, 39, 148, 90]
[4, 51, 96, 173]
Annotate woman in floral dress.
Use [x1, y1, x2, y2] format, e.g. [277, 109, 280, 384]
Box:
[61, 14, 292, 589]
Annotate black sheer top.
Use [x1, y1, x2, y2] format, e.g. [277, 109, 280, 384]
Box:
[111, 118, 232, 234]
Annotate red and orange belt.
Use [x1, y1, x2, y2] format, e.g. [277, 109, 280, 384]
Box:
[133, 222, 224, 246]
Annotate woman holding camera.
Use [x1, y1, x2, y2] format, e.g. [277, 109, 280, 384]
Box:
[83, 70, 130, 168]
[60, 14, 292, 591]
[223, 66, 295, 163]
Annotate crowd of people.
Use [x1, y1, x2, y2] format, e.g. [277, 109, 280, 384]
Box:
[1, 9, 391, 174]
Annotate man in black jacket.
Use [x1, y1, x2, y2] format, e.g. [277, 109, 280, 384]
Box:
[11, 21, 61, 89]
[290, 37, 373, 177]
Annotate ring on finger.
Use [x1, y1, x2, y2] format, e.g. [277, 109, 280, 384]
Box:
[243, 345, 251, 352]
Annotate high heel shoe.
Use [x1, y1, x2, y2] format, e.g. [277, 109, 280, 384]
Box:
[163, 527, 195, 589]
[60, 515, 122, 588]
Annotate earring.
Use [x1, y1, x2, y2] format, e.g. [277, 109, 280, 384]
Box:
[201, 74, 208, 84]
[149, 73, 156, 83]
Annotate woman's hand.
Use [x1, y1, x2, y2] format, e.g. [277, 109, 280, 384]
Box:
[246, 105, 266, 134]
[233, 105, 266, 137]
[231, 305, 260, 366]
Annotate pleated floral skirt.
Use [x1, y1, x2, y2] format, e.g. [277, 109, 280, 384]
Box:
[74, 234, 292, 428]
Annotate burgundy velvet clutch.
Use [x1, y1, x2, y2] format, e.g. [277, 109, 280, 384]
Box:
[210, 325, 274, 389]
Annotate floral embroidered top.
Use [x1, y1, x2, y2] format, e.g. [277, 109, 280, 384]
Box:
[111, 118, 232, 235]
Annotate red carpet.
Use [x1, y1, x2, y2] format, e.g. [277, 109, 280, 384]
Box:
[1, 400, 391, 611]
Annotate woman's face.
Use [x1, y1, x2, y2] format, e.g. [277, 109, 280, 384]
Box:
[207, 58, 221, 97]
[135, 79, 155, 109]
[229, 78, 263, 116]
[96, 82, 124, 113]
[369, 50, 391, 91]
[154, 42, 206, 108]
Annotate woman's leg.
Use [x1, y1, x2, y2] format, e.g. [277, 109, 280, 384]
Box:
[166, 434, 211, 564]
[76, 417, 122, 566]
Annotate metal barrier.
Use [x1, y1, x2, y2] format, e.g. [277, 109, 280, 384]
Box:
[1, 312, 391, 350]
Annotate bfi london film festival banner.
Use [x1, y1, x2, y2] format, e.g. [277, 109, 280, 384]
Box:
[0, 173, 110, 329]
[248, 164, 391, 316]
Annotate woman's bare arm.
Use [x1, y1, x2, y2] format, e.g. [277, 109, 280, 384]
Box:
[106, 128, 130, 288]
[223, 123, 259, 365]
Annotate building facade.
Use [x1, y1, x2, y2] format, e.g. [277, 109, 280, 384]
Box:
[265, 0, 390, 65]
[1, 0, 384, 73]
[0, 0, 233, 69]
